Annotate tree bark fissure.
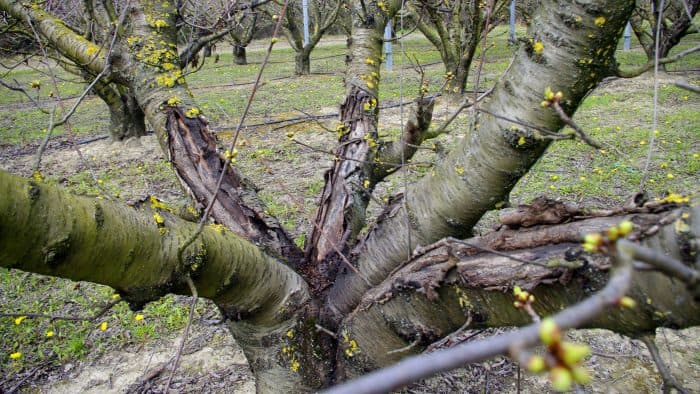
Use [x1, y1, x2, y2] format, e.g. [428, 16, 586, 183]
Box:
[305, 25, 384, 268]
[121, 1, 302, 262]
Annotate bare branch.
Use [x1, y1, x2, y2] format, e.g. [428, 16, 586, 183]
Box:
[616, 44, 700, 78]
[641, 335, 690, 394]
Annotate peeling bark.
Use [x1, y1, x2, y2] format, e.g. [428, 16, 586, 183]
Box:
[336, 204, 700, 377]
[306, 24, 385, 267]
[121, 1, 301, 262]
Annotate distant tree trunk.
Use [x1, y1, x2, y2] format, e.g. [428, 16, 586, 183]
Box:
[233, 45, 247, 65]
[92, 81, 146, 141]
[410, 0, 484, 95]
[630, 0, 699, 71]
[295, 49, 311, 75]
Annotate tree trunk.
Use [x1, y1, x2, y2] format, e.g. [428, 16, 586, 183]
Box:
[120, 1, 301, 262]
[295, 49, 311, 75]
[91, 81, 147, 141]
[233, 45, 247, 65]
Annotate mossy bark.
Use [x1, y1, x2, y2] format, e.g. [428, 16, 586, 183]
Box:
[0, 169, 322, 393]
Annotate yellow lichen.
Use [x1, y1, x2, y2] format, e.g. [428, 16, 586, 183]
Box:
[149, 195, 172, 211]
[657, 193, 689, 204]
[454, 286, 472, 309]
[594, 16, 606, 27]
[208, 223, 226, 234]
[533, 41, 544, 55]
[153, 212, 164, 225]
[342, 332, 360, 357]
[185, 107, 200, 117]
[156, 69, 182, 88]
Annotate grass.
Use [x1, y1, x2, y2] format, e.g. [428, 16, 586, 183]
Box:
[0, 22, 699, 385]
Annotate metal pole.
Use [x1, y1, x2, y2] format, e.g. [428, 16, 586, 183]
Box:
[623, 21, 632, 50]
[384, 21, 392, 71]
[509, 0, 516, 44]
[302, 0, 310, 47]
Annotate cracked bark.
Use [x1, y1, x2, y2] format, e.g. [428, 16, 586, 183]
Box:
[336, 202, 700, 377]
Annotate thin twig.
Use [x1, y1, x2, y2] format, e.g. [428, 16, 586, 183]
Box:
[639, 0, 665, 190]
[641, 335, 689, 394]
[387, 339, 420, 355]
[471, 0, 496, 114]
[621, 239, 699, 290]
[164, 275, 198, 392]
[674, 79, 700, 93]
[315, 324, 337, 338]
[551, 101, 602, 149]
[426, 314, 473, 352]
[0, 79, 50, 114]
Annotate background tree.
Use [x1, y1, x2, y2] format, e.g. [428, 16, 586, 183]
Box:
[630, 0, 699, 70]
[0, 0, 699, 392]
[228, 4, 262, 65]
[267, 0, 345, 75]
[408, 0, 507, 95]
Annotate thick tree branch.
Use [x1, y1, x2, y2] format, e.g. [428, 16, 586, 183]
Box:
[0, 169, 321, 392]
[328, 201, 700, 391]
[371, 97, 435, 181]
[124, 1, 301, 261]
